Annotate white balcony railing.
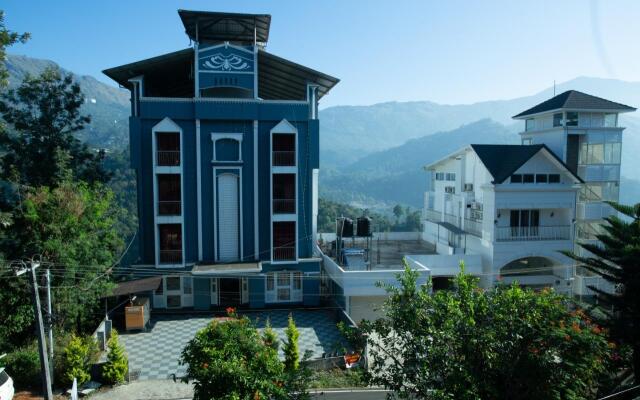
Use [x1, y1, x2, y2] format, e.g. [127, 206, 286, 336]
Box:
[464, 218, 482, 237]
[495, 225, 571, 242]
[424, 209, 442, 223]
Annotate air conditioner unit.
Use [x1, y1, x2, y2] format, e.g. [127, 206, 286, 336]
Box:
[463, 183, 473, 192]
[445, 186, 455, 194]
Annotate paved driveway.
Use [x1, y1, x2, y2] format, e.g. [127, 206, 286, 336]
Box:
[120, 309, 346, 380]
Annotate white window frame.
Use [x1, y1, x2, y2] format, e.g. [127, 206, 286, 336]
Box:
[269, 119, 298, 264]
[211, 132, 243, 162]
[152, 117, 185, 268]
[265, 271, 303, 303]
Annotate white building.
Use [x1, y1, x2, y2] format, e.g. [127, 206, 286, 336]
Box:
[512, 90, 636, 296]
[423, 144, 583, 293]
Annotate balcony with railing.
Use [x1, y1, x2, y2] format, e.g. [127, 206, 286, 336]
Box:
[159, 249, 182, 264]
[424, 208, 442, 223]
[158, 201, 181, 216]
[495, 225, 571, 242]
[443, 213, 461, 227]
[273, 199, 295, 214]
[464, 218, 482, 237]
[157, 151, 181, 166]
[273, 246, 296, 261]
[272, 151, 296, 166]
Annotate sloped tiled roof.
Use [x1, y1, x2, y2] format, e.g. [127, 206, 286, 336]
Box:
[470, 144, 582, 184]
[513, 90, 636, 118]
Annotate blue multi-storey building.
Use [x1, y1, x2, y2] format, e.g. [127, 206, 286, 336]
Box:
[104, 10, 338, 310]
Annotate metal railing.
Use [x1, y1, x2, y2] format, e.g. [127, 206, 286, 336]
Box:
[272, 151, 296, 166]
[273, 246, 296, 261]
[495, 225, 571, 242]
[443, 213, 461, 227]
[159, 250, 182, 264]
[157, 151, 180, 166]
[424, 208, 442, 223]
[464, 218, 482, 237]
[158, 201, 181, 216]
[273, 199, 295, 214]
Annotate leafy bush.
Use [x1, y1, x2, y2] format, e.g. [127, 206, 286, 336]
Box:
[181, 312, 287, 400]
[262, 318, 279, 352]
[61, 334, 96, 386]
[102, 330, 128, 384]
[5, 345, 41, 389]
[309, 368, 366, 389]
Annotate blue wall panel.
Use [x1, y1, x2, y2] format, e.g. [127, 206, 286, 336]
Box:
[193, 278, 211, 310]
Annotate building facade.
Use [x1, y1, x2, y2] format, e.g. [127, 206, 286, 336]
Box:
[423, 144, 583, 292]
[512, 91, 636, 295]
[104, 10, 338, 309]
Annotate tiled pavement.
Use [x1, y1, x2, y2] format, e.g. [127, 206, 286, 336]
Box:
[120, 309, 346, 381]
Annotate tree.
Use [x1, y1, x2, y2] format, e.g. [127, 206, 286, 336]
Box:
[392, 204, 404, 225]
[284, 314, 300, 372]
[357, 262, 617, 400]
[262, 317, 279, 352]
[0, 10, 29, 88]
[61, 334, 95, 386]
[102, 330, 128, 384]
[0, 67, 110, 188]
[0, 181, 123, 349]
[564, 201, 640, 384]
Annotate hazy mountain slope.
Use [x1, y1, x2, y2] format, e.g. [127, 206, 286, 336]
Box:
[319, 77, 640, 166]
[320, 119, 518, 207]
[5, 54, 130, 149]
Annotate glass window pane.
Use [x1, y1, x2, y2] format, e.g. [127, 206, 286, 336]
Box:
[277, 288, 290, 301]
[535, 174, 547, 183]
[211, 278, 217, 292]
[566, 112, 578, 126]
[277, 272, 290, 286]
[548, 174, 560, 183]
[167, 295, 181, 308]
[183, 277, 192, 294]
[166, 277, 181, 291]
[526, 119, 535, 131]
[523, 174, 534, 183]
[266, 274, 274, 291]
[293, 272, 302, 290]
[579, 141, 588, 164]
[511, 174, 522, 183]
[604, 113, 617, 127]
[553, 113, 562, 127]
[590, 143, 604, 164]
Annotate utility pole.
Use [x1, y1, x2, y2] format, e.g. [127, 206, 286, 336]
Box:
[14, 260, 53, 400]
[46, 268, 54, 384]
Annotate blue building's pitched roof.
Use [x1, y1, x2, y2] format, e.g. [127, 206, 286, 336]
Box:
[513, 90, 636, 118]
[471, 144, 583, 184]
[103, 48, 339, 100]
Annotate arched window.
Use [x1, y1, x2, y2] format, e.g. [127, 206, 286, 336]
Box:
[212, 133, 243, 162]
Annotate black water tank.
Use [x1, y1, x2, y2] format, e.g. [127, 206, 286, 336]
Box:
[357, 216, 372, 237]
[336, 217, 354, 237]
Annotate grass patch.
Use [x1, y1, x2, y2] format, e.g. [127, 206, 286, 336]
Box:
[309, 368, 366, 388]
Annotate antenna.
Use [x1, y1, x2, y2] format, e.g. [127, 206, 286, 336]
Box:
[553, 80, 556, 96]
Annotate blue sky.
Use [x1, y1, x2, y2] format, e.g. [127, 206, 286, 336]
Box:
[3, 0, 640, 107]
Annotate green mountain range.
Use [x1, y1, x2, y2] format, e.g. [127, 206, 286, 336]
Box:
[5, 53, 639, 209]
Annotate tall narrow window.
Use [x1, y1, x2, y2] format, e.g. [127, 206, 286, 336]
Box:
[273, 174, 295, 214]
[159, 224, 182, 264]
[273, 222, 296, 261]
[157, 132, 180, 166]
[157, 174, 181, 215]
[566, 112, 579, 127]
[272, 134, 295, 166]
[553, 113, 563, 127]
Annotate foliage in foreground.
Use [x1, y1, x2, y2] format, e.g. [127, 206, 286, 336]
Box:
[102, 330, 128, 384]
[181, 309, 311, 400]
[357, 262, 620, 400]
[564, 201, 640, 384]
[0, 181, 122, 351]
[61, 334, 97, 387]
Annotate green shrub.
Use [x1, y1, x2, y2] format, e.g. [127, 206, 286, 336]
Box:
[284, 314, 300, 372]
[5, 345, 41, 389]
[61, 334, 95, 386]
[102, 330, 128, 384]
[262, 318, 279, 351]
